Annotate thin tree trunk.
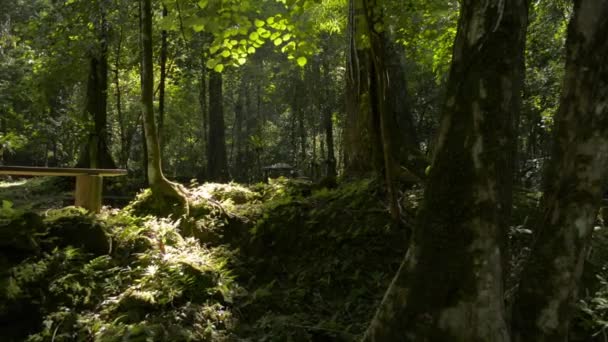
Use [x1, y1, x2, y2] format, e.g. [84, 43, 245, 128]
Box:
[140, 0, 187, 213]
[234, 76, 246, 181]
[363, 0, 528, 340]
[323, 59, 337, 179]
[158, 5, 168, 152]
[513, 2, 608, 340]
[291, 78, 299, 166]
[198, 54, 208, 179]
[113, 25, 128, 168]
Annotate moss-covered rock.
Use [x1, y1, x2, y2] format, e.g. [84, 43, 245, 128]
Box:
[43, 207, 110, 256]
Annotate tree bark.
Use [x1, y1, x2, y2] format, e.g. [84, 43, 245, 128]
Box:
[140, 0, 187, 214]
[234, 76, 246, 181]
[207, 70, 229, 182]
[382, 30, 426, 179]
[363, 0, 528, 340]
[158, 5, 168, 152]
[344, 0, 376, 176]
[113, 25, 129, 168]
[512, 2, 608, 340]
[78, 3, 116, 169]
[322, 59, 336, 179]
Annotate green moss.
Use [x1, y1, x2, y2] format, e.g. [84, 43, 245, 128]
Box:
[1, 178, 417, 341]
[43, 207, 110, 256]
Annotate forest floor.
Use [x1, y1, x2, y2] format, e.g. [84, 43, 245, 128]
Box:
[0, 177, 606, 341]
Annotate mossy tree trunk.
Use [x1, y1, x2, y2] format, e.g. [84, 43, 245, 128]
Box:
[512, 2, 608, 340]
[344, 0, 373, 176]
[345, 0, 402, 222]
[344, 0, 424, 182]
[363, 0, 528, 340]
[139, 0, 187, 214]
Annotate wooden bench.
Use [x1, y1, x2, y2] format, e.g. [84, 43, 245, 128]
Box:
[0, 166, 127, 213]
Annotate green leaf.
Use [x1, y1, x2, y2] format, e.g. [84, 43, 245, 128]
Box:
[221, 50, 231, 58]
[2, 200, 13, 210]
[249, 32, 259, 41]
[254, 19, 265, 28]
[259, 30, 271, 39]
[237, 58, 247, 65]
[198, 0, 208, 8]
[214, 64, 225, 73]
[209, 44, 221, 54]
[296, 56, 307, 67]
[273, 38, 283, 46]
[247, 47, 256, 54]
[206, 58, 219, 69]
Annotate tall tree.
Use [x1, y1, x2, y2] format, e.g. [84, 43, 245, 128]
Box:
[207, 70, 229, 181]
[78, 0, 116, 169]
[513, 2, 608, 340]
[158, 4, 168, 152]
[140, 0, 187, 213]
[345, 0, 400, 222]
[322, 55, 336, 179]
[363, 0, 528, 340]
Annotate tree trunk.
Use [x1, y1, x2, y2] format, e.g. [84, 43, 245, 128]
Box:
[198, 54, 208, 179]
[207, 70, 229, 182]
[140, 0, 187, 214]
[78, 4, 116, 169]
[513, 2, 608, 340]
[382, 30, 426, 179]
[321, 58, 336, 178]
[234, 76, 246, 181]
[344, 0, 376, 175]
[158, 5, 168, 152]
[363, 0, 528, 340]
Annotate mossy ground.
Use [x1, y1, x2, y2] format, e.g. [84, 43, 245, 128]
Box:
[0, 177, 606, 341]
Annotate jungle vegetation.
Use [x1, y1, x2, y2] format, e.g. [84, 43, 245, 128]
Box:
[2, 0, 608, 341]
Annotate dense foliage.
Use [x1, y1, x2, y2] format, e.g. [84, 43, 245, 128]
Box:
[3, 0, 608, 340]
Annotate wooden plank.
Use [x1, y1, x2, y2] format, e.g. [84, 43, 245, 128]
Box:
[75, 175, 103, 213]
[0, 166, 127, 177]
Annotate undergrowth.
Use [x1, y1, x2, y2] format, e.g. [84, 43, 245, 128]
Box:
[2, 177, 607, 341]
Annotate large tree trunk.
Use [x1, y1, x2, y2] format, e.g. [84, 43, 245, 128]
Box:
[344, 0, 423, 184]
[207, 71, 229, 182]
[512, 2, 608, 340]
[363, 0, 528, 340]
[78, 5, 116, 169]
[140, 0, 187, 214]
[345, 0, 401, 222]
[382, 31, 426, 179]
[344, 0, 376, 176]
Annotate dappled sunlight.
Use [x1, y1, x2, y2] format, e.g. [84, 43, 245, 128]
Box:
[0, 179, 28, 188]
